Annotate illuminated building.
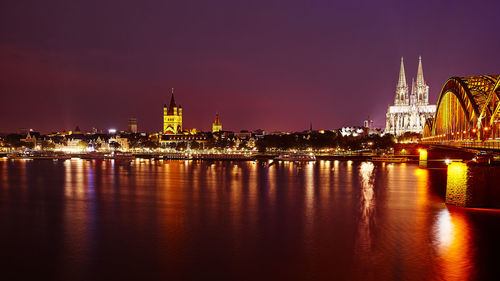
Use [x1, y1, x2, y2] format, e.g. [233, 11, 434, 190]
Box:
[385, 57, 436, 136]
[363, 117, 374, 130]
[128, 118, 137, 133]
[340, 126, 381, 137]
[163, 89, 183, 134]
[160, 134, 207, 148]
[110, 135, 129, 151]
[212, 113, 222, 133]
[21, 131, 40, 146]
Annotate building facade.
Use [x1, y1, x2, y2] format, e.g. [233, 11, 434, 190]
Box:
[385, 57, 436, 136]
[212, 113, 222, 133]
[163, 89, 183, 134]
[128, 118, 137, 133]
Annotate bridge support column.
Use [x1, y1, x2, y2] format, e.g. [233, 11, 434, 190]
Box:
[418, 149, 427, 168]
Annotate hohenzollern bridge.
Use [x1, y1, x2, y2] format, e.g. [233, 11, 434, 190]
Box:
[422, 74, 500, 150]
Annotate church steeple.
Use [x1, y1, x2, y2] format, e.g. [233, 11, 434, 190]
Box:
[416, 56, 425, 85]
[395, 57, 409, 105]
[397, 57, 407, 88]
[415, 56, 429, 105]
[168, 88, 176, 110]
[214, 113, 221, 125]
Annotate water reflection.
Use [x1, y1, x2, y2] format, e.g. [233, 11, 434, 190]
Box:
[355, 162, 376, 261]
[433, 207, 474, 281]
[359, 162, 375, 219]
[0, 160, 498, 281]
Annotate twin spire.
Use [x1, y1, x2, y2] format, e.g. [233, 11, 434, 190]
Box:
[395, 56, 428, 106]
[398, 56, 425, 87]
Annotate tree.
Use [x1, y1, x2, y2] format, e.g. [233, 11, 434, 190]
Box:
[143, 140, 159, 149]
[41, 140, 56, 150]
[5, 134, 23, 148]
[110, 141, 121, 150]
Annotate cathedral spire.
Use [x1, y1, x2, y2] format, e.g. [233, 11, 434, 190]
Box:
[169, 88, 176, 109]
[397, 57, 407, 88]
[416, 56, 425, 85]
[395, 57, 409, 105]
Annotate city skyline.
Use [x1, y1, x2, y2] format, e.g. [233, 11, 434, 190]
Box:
[1, 0, 499, 133]
[2, 2, 500, 280]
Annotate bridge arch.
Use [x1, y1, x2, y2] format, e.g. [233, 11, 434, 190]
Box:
[423, 75, 500, 142]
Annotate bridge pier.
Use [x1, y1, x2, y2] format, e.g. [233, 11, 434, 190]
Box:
[418, 149, 428, 168]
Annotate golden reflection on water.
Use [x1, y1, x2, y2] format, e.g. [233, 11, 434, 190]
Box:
[433, 208, 473, 281]
[446, 162, 469, 207]
[267, 164, 276, 206]
[356, 162, 375, 252]
[333, 160, 340, 195]
[304, 162, 315, 238]
[415, 168, 430, 207]
[62, 159, 93, 278]
[0, 159, 8, 189]
[318, 160, 331, 211]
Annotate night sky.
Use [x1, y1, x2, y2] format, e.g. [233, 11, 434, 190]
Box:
[1, 0, 499, 133]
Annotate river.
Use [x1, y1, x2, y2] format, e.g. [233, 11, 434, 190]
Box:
[1, 159, 499, 281]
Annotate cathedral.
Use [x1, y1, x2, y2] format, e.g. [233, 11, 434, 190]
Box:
[385, 57, 436, 136]
[163, 89, 183, 134]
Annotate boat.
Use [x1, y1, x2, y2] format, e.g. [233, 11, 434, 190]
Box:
[54, 154, 72, 160]
[7, 153, 30, 160]
[275, 153, 316, 162]
[371, 155, 409, 162]
[193, 153, 253, 160]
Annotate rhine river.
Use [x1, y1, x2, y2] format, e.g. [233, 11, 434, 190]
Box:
[1, 159, 500, 281]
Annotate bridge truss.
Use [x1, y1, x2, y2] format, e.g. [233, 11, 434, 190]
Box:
[422, 75, 500, 149]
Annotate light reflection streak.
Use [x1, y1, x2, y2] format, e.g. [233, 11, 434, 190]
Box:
[433, 208, 474, 281]
[247, 161, 258, 226]
[0, 161, 8, 190]
[356, 162, 375, 253]
[319, 161, 331, 208]
[304, 162, 315, 225]
[333, 160, 339, 195]
[346, 160, 353, 193]
[267, 164, 276, 205]
[62, 159, 92, 279]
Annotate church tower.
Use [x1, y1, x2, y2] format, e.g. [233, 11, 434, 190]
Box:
[212, 113, 222, 133]
[395, 57, 409, 105]
[415, 56, 429, 105]
[163, 89, 183, 134]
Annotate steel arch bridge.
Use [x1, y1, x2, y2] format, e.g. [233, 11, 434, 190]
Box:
[422, 74, 500, 150]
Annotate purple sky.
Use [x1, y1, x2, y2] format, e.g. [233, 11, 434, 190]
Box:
[1, 0, 499, 133]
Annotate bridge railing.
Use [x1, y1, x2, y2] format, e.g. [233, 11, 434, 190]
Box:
[421, 139, 500, 150]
